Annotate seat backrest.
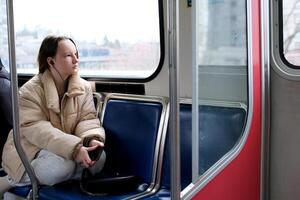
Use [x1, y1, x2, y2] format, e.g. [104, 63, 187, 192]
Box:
[92, 92, 105, 118]
[160, 104, 192, 189]
[161, 102, 246, 189]
[0, 60, 12, 166]
[101, 94, 168, 186]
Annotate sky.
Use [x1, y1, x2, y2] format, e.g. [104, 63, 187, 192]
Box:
[13, 0, 159, 43]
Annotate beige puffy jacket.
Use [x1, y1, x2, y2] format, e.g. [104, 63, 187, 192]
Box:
[2, 70, 105, 182]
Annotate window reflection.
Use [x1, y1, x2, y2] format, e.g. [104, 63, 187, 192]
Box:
[197, 0, 247, 66]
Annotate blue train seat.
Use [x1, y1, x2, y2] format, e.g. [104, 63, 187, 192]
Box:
[36, 94, 169, 200]
[146, 101, 246, 199]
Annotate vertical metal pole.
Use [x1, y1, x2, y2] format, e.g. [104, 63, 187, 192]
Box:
[5, 0, 39, 199]
[261, 0, 270, 199]
[191, 0, 199, 182]
[168, 0, 181, 199]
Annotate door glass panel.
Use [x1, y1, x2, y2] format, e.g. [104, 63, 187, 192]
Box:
[189, 0, 248, 190]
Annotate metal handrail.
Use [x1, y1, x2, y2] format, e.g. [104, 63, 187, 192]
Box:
[168, 0, 181, 199]
[6, 0, 39, 199]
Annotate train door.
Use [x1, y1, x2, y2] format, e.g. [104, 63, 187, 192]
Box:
[170, 0, 262, 199]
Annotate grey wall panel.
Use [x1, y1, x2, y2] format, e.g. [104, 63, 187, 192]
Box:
[270, 68, 300, 200]
[198, 65, 247, 104]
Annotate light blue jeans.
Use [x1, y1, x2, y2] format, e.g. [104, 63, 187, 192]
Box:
[8, 149, 106, 186]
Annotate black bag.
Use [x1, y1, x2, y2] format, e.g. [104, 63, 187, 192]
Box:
[80, 146, 146, 196]
[80, 169, 143, 196]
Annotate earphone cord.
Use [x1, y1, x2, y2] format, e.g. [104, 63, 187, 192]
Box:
[52, 65, 64, 82]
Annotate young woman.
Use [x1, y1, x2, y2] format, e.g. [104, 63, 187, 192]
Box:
[0, 35, 106, 195]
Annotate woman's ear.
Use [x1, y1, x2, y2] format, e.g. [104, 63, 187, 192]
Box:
[47, 57, 54, 67]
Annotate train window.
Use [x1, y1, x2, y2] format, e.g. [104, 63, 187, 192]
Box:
[282, 0, 300, 67]
[187, 0, 248, 195]
[196, 1, 246, 67]
[0, 0, 9, 68]
[1, 0, 163, 79]
[196, 0, 247, 103]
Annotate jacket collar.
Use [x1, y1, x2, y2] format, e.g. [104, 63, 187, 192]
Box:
[41, 69, 85, 113]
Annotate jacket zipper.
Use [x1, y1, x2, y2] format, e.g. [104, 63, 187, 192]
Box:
[60, 94, 67, 132]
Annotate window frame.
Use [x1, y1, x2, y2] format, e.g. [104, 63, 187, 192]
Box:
[271, 0, 300, 79]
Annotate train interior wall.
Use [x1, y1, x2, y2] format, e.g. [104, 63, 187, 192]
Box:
[270, 67, 300, 200]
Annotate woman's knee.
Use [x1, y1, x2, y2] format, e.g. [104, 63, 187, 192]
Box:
[31, 150, 76, 185]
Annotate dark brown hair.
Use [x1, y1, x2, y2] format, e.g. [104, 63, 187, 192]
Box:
[37, 35, 78, 73]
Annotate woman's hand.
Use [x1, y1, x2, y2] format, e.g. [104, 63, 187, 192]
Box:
[89, 139, 104, 148]
[74, 145, 99, 168]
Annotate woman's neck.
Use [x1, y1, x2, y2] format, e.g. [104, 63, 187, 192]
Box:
[49, 68, 68, 100]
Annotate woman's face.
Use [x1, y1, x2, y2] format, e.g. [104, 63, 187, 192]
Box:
[52, 39, 79, 79]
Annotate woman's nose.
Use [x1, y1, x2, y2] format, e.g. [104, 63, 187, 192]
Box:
[73, 55, 79, 63]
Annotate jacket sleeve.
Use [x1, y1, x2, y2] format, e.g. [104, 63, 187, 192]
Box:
[74, 85, 105, 143]
[19, 89, 81, 160]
